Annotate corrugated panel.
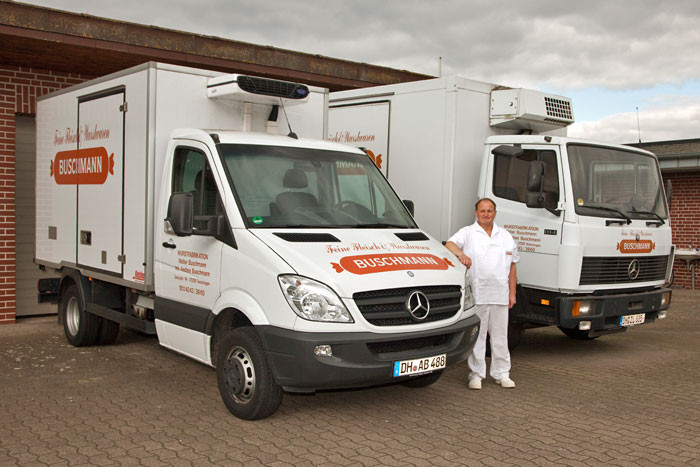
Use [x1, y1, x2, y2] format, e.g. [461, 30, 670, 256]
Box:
[15, 116, 58, 316]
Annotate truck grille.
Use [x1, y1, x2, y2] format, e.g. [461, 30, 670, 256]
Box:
[366, 333, 451, 354]
[353, 285, 461, 326]
[580, 255, 669, 285]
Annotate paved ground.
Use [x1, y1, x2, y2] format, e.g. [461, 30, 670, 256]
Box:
[1, 290, 698, 466]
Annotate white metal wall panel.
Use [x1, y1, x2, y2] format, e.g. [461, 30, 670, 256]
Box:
[36, 92, 78, 267]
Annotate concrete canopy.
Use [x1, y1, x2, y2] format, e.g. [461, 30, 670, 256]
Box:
[0, 1, 432, 91]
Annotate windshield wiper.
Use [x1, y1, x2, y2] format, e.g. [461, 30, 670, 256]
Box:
[581, 205, 632, 224]
[630, 210, 665, 225]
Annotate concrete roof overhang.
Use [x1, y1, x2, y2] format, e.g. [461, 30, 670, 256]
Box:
[0, 1, 432, 91]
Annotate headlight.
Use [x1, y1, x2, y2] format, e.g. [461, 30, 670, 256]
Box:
[463, 274, 475, 311]
[278, 275, 353, 323]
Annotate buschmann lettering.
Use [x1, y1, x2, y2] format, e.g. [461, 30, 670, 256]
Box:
[51, 147, 114, 185]
[333, 253, 451, 275]
[353, 255, 439, 269]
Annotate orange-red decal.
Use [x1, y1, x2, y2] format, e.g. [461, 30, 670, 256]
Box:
[442, 257, 455, 268]
[617, 239, 655, 254]
[331, 262, 344, 273]
[51, 147, 114, 185]
[336, 253, 449, 275]
[366, 149, 383, 169]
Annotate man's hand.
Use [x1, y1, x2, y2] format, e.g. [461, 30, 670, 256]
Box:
[445, 241, 471, 268]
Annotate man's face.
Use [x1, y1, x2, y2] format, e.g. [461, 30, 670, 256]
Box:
[475, 201, 496, 226]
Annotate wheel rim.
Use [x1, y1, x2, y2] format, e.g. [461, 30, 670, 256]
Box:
[65, 296, 80, 336]
[222, 346, 256, 404]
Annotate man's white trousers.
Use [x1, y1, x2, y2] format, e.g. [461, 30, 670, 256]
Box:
[468, 303, 511, 380]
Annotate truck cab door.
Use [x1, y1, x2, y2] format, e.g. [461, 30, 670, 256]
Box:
[154, 142, 224, 363]
[488, 144, 564, 289]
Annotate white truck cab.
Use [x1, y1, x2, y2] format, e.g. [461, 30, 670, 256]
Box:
[35, 63, 479, 420]
[482, 135, 672, 339]
[329, 76, 672, 349]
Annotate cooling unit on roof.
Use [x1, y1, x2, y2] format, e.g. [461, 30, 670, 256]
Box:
[207, 74, 310, 105]
[490, 88, 575, 132]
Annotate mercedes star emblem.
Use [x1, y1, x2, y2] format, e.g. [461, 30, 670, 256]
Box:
[406, 291, 430, 321]
[628, 259, 641, 280]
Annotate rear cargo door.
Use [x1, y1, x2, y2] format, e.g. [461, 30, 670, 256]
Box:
[76, 90, 125, 275]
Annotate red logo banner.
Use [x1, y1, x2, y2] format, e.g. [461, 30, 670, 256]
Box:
[617, 239, 655, 254]
[50, 147, 114, 185]
[331, 253, 452, 275]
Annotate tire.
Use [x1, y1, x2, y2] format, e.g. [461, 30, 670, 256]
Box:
[507, 322, 524, 351]
[400, 370, 443, 388]
[60, 284, 101, 347]
[96, 319, 120, 345]
[558, 326, 600, 340]
[216, 327, 283, 420]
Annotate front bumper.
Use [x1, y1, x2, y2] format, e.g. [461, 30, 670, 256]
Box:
[256, 314, 480, 392]
[558, 287, 671, 336]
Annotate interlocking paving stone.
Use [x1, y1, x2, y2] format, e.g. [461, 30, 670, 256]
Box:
[1, 290, 698, 465]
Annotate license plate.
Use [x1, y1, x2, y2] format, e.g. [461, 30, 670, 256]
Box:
[393, 354, 446, 377]
[620, 313, 645, 326]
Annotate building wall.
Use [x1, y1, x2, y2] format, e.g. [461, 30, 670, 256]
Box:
[0, 65, 91, 324]
[664, 171, 700, 289]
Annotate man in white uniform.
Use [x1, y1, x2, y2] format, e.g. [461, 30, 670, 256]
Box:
[445, 198, 519, 389]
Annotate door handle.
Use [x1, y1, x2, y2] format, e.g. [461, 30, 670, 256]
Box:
[162, 241, 176, 249]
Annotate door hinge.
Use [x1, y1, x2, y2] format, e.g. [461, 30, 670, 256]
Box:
[119, 102, 128, 112]
[118, 254, 126, 264]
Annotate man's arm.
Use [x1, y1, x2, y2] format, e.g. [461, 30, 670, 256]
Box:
[445, 241, 471, 268]
[508, 263, 517, 309]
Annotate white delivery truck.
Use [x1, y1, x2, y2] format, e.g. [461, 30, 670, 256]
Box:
[329, 77, 673, 348]
[35, 63, 479, 420]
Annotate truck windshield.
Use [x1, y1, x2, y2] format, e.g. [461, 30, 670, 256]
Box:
[217, 144, 417, 229]
[567, 144, 668, 220]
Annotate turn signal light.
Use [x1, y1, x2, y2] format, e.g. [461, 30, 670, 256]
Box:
[571, 300, 594, 317]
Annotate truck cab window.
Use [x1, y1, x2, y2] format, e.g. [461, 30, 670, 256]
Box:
[172, 147, 222, 227]
[493, 149, 559, 209]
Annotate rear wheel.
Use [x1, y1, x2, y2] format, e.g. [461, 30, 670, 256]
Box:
[60, 284, 101, 347]
[400, 370, 443, 388]
[216, 327, 283, 420]
[558, 326, 600, 340]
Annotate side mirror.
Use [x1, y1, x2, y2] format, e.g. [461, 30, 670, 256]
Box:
[166, 192, 193, 236]
[492, 145, 524, 158]
[527, 160, 545, 192]
[403, 199, 415, 216]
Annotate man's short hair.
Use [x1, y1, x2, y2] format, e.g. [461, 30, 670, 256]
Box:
[475, 197, 497, 210]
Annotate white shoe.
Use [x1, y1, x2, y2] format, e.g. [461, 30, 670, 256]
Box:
[495, 377, 515, 388]
[468, 377, 482, 390]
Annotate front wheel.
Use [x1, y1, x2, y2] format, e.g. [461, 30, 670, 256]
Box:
[558, 326, 600, 340]
[216, 327, 283, 420]
[60, 284, 101, 347]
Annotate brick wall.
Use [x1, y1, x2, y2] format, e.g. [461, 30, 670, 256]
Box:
[664, 171, 700, 289]
[0, 66, 92, 324]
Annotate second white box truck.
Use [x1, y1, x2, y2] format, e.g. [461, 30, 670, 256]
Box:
[35, 63, 479, 420]
[329, 77, 673, 348]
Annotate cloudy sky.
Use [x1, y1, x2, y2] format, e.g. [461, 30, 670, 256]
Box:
[23, 0, 700, 144]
